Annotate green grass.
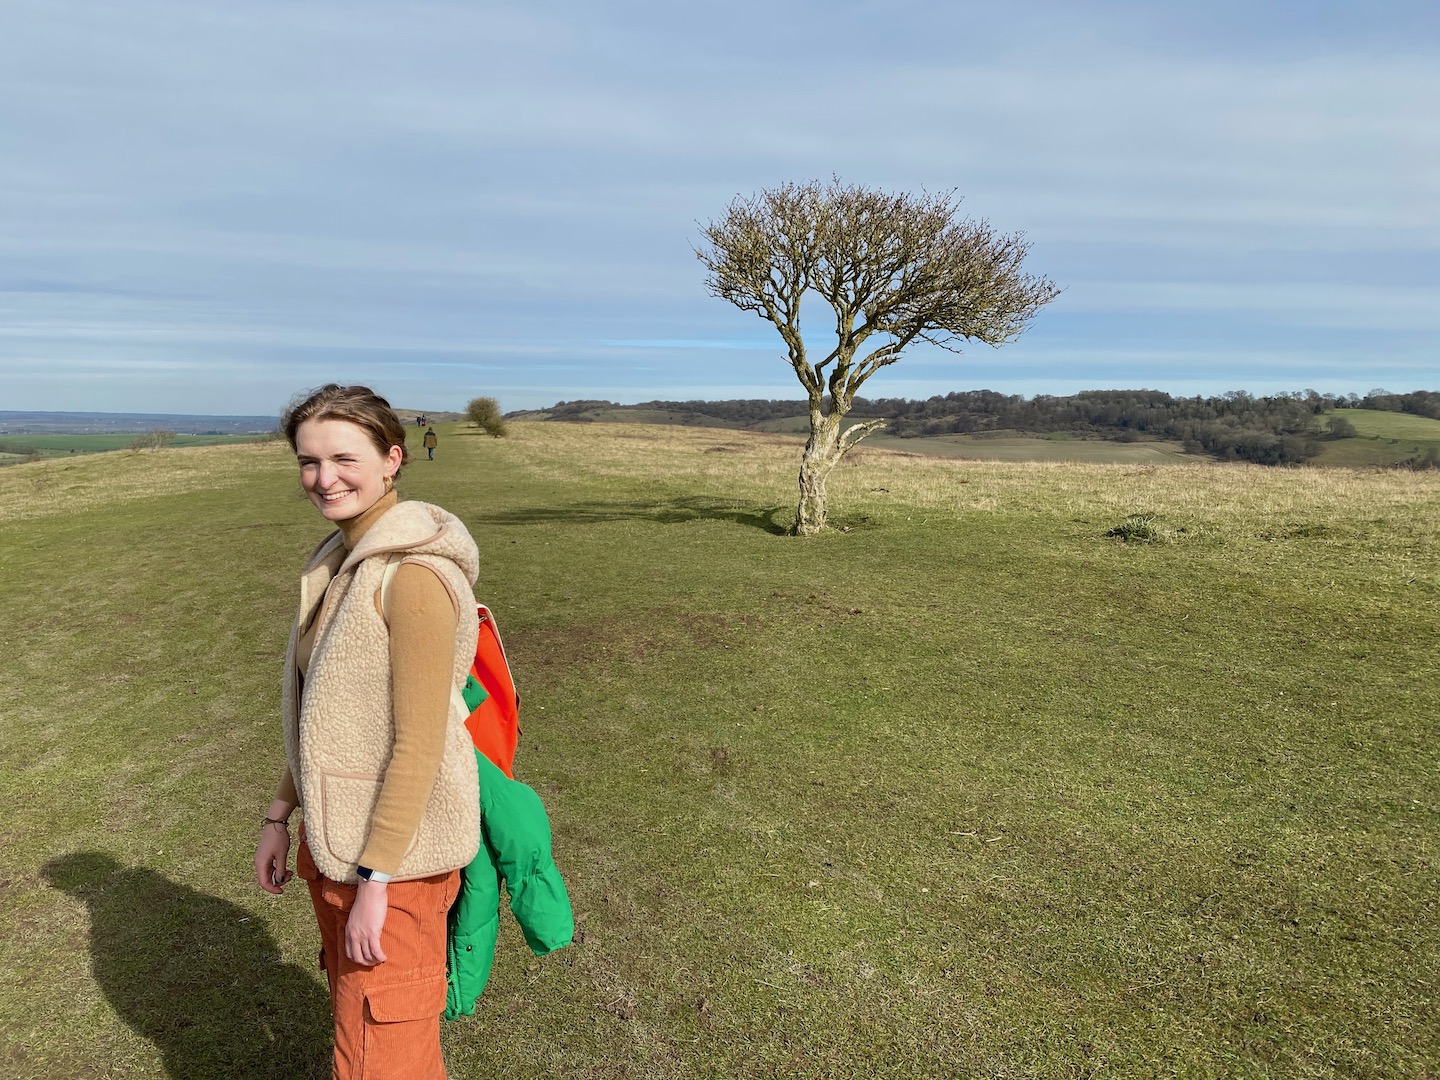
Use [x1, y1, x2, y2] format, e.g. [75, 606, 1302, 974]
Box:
[532, 406, 1440, 469]
[540, 412, 1198, 464]
[518, 407, 737, 428]
[865, 431, 1193, 463]
[2, 423, 1438, 1078]
[1338, 408, 1440, 440]
[1312, 409, 1440, 467]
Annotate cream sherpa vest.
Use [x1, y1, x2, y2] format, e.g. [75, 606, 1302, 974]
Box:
[282, 500, 481, 883]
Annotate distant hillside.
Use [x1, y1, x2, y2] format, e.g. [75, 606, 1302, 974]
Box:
[0, 410, 276, 436]
[394, 408, 464, 426]
[512, 389, 1440, 468]
[1308, 409, 1440, 467]
[0, 407, 463, 436]
[0, 407, 466, 466]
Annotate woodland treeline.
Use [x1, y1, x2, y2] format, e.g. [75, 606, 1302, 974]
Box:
[531, 389, 1439, 466]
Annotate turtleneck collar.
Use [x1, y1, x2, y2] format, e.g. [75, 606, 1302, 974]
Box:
[339, 488, 398, 550]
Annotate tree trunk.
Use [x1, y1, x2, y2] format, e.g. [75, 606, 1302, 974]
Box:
[796, 408, 843, 535]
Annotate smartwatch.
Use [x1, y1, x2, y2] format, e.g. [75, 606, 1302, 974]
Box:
[356, 865, 392, 884]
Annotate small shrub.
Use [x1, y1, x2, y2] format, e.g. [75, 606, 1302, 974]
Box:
[1397, 446, 1440, 471]
[466, 397, 509, 437]
[1106, 513, 1160, 543]
[129, 430, 176, 451]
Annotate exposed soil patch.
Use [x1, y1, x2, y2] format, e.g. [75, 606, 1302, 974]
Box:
[507, 610, 755, 672]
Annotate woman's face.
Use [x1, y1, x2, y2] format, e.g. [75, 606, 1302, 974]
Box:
[294, 417, 401, 523]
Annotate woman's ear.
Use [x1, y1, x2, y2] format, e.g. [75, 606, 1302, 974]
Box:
[386, 444, 403, 476]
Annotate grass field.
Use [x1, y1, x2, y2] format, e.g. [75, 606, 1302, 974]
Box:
[1310, 409, 1440, 467]
[864, 431, 1194, 464]
[744, 417, 1194, 464]
[0, 432, 271, 466]
[523, 406, 1440, 468]
[1, 422, 1437, 1078]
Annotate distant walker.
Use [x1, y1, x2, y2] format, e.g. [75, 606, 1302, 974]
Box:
[423, 427, 438, 460]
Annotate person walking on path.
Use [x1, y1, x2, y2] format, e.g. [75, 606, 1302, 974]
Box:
[255, 384, 480, 1080]
[423, 427, 438, 460]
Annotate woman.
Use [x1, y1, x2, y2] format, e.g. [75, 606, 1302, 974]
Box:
[254, 384, 480, 1080]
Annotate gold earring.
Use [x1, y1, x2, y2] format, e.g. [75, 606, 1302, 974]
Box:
[383, 474, 394, 491]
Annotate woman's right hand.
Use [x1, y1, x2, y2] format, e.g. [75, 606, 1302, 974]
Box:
[255, 812, 294, 894]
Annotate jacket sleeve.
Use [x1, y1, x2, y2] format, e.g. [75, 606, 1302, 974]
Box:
[477, 754, 575, 955]
[444, 759, 502, 1021]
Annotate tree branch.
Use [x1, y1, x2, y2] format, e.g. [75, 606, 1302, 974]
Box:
[838, 418, 889, 454]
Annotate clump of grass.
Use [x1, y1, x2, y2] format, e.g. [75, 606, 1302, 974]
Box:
[1105, 512, 1160, 543]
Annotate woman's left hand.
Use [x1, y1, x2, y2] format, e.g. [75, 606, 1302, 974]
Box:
[347, 880, 389, 965]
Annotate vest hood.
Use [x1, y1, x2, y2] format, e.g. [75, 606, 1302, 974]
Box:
[328, 500, 479, 587]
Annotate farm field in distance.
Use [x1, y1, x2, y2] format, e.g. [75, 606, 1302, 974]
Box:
[863, 430, 1193, 463]
[518, 403, 1440, 468]
[1308, 408, 1440, 466]
[0, 432, 272, 465]
[1, 421, 1437, 1078]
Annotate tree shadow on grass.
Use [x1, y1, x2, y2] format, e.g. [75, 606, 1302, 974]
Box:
[43, 853, 331, 1080]
[470, 496, 793, 535]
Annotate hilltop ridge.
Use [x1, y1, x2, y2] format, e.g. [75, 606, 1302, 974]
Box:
[508, 389, 1440, 468]
[0, 407, 463, 436]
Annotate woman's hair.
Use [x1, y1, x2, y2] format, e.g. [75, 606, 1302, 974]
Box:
[281, 384, 410, 476]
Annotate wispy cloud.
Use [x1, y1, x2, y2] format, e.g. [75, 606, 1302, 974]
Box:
[0, 0, 1435, 412]
[606, 339, 778, 351]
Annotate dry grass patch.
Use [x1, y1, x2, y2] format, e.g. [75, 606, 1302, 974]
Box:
[832, 454, 1440, 525]
[0, 441, 294, 523]
[502, 420, 1440, 539]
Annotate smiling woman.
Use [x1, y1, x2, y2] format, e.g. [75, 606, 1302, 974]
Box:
[259, 384, 482, 1080]
[284, 385, 411, 515]
[295, 416, 402, 520]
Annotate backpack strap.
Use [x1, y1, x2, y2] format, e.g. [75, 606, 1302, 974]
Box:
[378, 554, 470, 722]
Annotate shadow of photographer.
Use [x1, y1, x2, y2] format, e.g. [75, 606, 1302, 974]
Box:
[43, 852, 330, 1080]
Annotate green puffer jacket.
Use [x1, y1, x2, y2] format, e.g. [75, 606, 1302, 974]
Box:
[444, 751, 575, 1020]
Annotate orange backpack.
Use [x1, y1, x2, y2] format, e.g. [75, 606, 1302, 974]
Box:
[380, 560, 520, 777]
[459, 605, 520, 777]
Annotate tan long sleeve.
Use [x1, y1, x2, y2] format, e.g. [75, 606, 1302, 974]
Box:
[274, 766, 298, 809]
[356, 559, 462, 875]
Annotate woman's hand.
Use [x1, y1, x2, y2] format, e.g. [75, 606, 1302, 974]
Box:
[254, 799, 296, 894]
[254, 822, 293, 894]
[347, 880, 389, 965]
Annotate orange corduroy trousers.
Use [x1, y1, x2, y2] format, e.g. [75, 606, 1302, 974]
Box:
[297, 838, 461, 1080]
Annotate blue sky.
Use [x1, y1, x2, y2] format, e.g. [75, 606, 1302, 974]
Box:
[1, 0, 1436, 415]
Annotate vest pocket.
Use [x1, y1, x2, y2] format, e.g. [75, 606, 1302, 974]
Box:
[319, 770, 383, 865]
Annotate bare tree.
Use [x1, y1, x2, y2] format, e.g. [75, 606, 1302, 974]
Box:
[697, 179, 1059, 534]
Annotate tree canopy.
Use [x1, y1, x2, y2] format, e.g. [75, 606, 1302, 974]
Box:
[697, 178, 1059, 533]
